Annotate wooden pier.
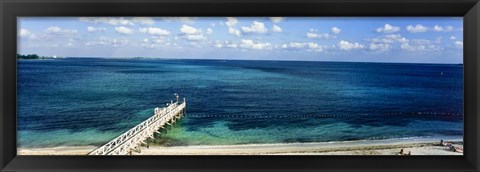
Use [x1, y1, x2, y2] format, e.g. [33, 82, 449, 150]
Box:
[88, 97, 186, 155]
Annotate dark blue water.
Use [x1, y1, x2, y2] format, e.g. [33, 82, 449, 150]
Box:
[17, 58, 463, 147]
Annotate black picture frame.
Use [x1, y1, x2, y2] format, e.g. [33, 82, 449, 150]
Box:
[1, 0, 479, 171]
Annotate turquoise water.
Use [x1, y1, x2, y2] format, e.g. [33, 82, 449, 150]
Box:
[17, 58, 463, 147]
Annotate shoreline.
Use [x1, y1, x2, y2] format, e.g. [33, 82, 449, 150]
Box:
[17, 137, 463, 155]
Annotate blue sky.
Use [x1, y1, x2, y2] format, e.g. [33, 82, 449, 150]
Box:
[18, 17, 463, 63]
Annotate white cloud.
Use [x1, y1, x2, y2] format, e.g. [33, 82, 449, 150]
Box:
[19, 28, 37, 39]
[370, 34, 409, 44]
[79, 17, 134, 26]
[19, 28, 31, 37]
[400, 39, 441, 52]
[450, 36, 457, 40]
[183, 34, 207, 41]
[337, 40, 365, 51]
[225, 17, 238, 27]
[306, 32, 317, 38]
[282, 42, 306, 49]
[241, 21, 268, 34]
[45, 26, 78, 35]
[85, 37, 130, 47]
[214, 41, 223, 48]
[270, 17, 284, 23]
[64, 38, 77, 48]
[367, 34, 410, 52]
[400, 43, 423, 51]
[433, 25, 454, 32]
[206, 28, 213, 34]
[272, 25, 283, 32]
[306, 28, 338, 39]
[454, 41, 463, 48]
[225, 17, 241, 36]
[225, 41, 238, 48]
[155, 37, 170, 44]
[331, 27, 341, 34]
[179, 25, 208, 41]
[65, 42, 75, 48]
[213, 40, 238, 49]
[406, 24, 428, 33]
[138, 27, 170, 36]
[306, 32, 333, 39]
[228, 27, 241, 37]
[404, 24, 456, 33]
[115, 26, 133, 34]
[306, 42, 325, 51]
[131, 17, 155, 25]
[376, 24, 400, 33]
[138, 36, 173, 48]
[45, 26, 61, 33]
[369, 43, 390, 51]
[384, 34, 409, 43]
[87, 26, 106, 32]
[180, 24, 201, 35]
[240, 39, 272, 49]
[281, 42, 324, 52]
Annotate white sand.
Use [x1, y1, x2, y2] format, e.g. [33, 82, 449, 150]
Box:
[18, 146, 98, 155]
[17, 138, 463, 155]
[135, 138, 462, 155]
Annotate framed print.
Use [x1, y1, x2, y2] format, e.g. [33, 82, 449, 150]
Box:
[1, 0, 479, 172]
[15, 17, 465, 157]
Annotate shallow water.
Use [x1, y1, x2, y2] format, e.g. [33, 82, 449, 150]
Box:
[17, 58, 463, 147]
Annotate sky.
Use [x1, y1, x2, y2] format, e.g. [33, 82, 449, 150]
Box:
[18, 17, 463, 63]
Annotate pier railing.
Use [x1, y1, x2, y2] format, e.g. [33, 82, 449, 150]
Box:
[89, 98, 186, 155]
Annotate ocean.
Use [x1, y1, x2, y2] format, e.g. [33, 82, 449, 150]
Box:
[17, 58, 464, 148]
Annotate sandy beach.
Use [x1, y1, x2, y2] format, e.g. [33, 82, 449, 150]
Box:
[17, 138, 463, 156]
[18, 146, 98, 155]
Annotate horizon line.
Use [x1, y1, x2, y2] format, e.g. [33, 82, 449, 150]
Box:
[54, 56, 464, 65]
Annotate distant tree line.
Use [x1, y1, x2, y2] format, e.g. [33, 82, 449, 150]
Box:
[17, 54, 47, 59]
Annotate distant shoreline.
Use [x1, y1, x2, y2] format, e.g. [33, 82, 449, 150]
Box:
[17, 58, 56, 60]
[17, 137, 463, 156]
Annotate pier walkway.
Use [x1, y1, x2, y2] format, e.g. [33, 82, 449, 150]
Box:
[89, 97, 186, 155]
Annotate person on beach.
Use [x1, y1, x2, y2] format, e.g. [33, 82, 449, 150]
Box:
[398, 149, 411, 155]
